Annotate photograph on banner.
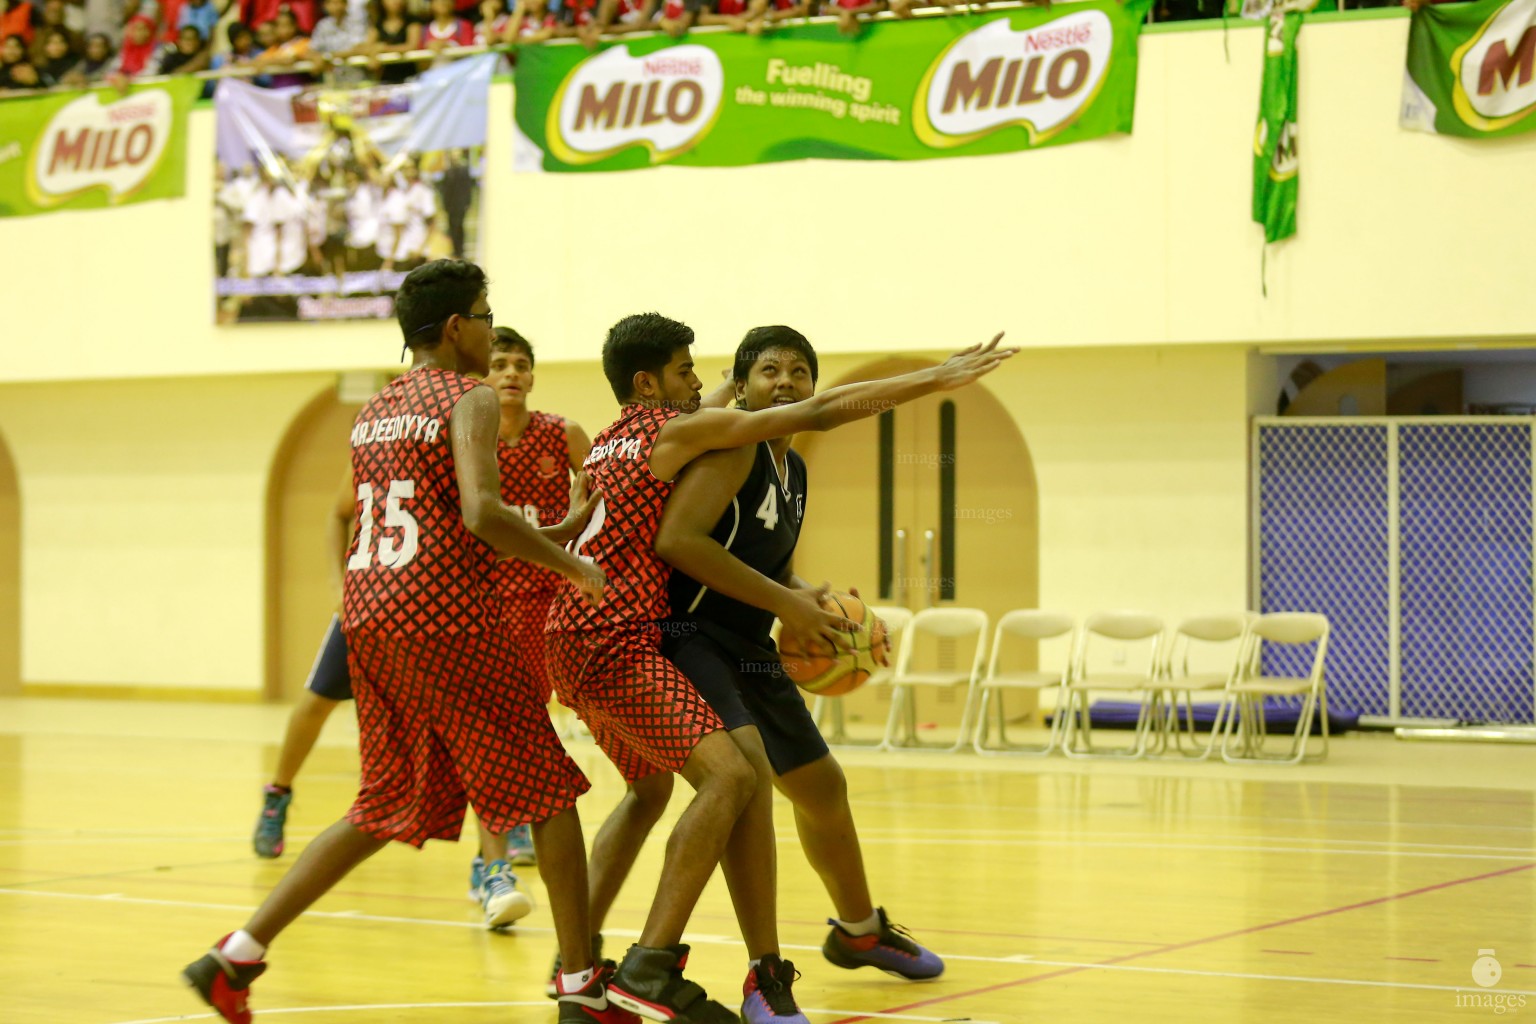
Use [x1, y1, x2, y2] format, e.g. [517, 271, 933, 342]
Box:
[512, 2, 1152, 173]
[213, 54, 495, 324]
[0, 79, 200, 219]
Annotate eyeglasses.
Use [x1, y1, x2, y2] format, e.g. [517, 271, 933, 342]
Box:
[400, 309, 495, 359]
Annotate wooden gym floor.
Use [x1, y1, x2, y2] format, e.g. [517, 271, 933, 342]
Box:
[2, 697, 1534, 1023]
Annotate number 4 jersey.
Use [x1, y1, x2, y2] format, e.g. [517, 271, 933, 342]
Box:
[343, 367, 499, 636]
[668, 442, 806, 646]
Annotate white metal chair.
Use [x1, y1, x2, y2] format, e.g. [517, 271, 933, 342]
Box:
[1059, 610, 1164, 759]
[882, 606, 989, 752]
[811, 605, 912, 748]
[973, 610, 1075, 756]
[1148, 613, 1251, 760]
[1220, 612, 1331, 765]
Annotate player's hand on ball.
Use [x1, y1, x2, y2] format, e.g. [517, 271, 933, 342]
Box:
[779, 583, 858, 656]
[846, 585, 892, 667]
[935, 332, 1016, 390]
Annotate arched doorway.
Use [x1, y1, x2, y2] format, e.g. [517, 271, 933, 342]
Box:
[264, 386, 365, 701]
[792, 359, 1039, 736]
[0, 430, 18, 695]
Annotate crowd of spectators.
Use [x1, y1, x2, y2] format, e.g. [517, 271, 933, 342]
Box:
[0, 0, 1440, 96]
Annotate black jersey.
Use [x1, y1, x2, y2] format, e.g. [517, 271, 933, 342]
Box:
[668, 442, 806, 645]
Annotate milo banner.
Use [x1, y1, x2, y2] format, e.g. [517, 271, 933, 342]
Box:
[214, 54, 495, 323]
[1402, 0, 1536, 137]
[0, 79, 199, 219]
[513, 0, 1152, 172]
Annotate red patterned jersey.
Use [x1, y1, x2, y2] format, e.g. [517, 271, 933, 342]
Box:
[495, 411, 571, 598]
[342, 368, 496, 635]
[547, 404, 680, 633]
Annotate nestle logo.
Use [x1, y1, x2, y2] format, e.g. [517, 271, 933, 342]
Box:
[643, 58, 703, 77]
[108, 103, 158, 124]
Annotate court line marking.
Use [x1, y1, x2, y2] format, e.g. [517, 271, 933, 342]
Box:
[4, 831, 1533, 864]
[824, 861, 1536, 1024]
[103, 1001, 995, 1024]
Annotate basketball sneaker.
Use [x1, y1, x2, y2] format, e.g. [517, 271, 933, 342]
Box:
[507, 822, 537, 865]
[555, 960, 642, 1024]
[605, 943, 738, 1023]
[822, 908, 944, 980]
[468, 853, 486, 902]
[252, 785, 290, 859]
[547, 933, 605, 998]
[481, 859, 533, 930]
[741, 954, 811, 1024]
[182, 934, 267, 1024]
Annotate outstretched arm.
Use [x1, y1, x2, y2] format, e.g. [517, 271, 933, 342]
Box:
[451, 386, 604, 604]
[650, 333, 1014, 480]
[654, 446, 855, 652]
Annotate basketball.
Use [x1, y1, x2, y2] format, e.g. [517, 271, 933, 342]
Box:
[778, 591, 889, 697]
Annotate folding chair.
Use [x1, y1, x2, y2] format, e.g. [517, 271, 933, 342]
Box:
[882, 606, 989, 752]
[811, 605, 912, 748]
[1220, 612, 1331, 765]
[973, 610, 1075, 756]
[1149, 613, 1251, 760]
[1059, 610, 1164, 759]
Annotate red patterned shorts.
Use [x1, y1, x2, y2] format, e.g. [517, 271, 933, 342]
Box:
[344, 627, 590, 846]
[544, 625, 722, 782]
[500, 589, 558, 705]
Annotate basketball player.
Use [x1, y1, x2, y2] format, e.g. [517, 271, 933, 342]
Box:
[186, 260, 621, 1024]
[252, 328, 586, 929]
[655, 328, 945, 1019]
[468, 326, 593, 885]
[544, 312, 1011, 1023]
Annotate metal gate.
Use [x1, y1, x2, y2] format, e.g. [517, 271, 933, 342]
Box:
[1253, 418, 1535, 725]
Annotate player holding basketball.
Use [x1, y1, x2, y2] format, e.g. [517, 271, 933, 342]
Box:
[656, 327, 947, 1022]
[545, 312, 1011, 1023]
[186, 260, 621, 1024]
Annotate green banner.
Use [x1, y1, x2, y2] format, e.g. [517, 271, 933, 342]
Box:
[1253, 10, 1300, 245]
[1403, 0, 1536, 137]
[0, 78, 199, 219]
[514, 1, 1152, 172]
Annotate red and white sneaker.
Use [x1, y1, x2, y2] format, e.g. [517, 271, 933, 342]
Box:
[556, 960, 641, 1024]
[182, 934, 267, 1024]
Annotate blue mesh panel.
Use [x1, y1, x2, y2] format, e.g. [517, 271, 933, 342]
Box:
[1258, 425, 1391, 716]
[1399, 424, 1533, 724]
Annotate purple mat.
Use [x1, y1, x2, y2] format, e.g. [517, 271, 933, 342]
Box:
[1048, 700, 1358, 734]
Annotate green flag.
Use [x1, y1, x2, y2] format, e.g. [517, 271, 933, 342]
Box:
[0, 78, 199, 219]
[1403, 0, 1536, 137]
[1253, 9, 1301, 245]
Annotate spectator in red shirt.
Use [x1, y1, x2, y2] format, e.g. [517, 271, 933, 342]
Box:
[241, 0, 314, 32]
[0, 0, 35, 46]
[422, 0, 471, 49]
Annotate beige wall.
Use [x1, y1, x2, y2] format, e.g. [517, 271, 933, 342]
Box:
[0, 374, 332, 691]
[0, 15, 1532, 390]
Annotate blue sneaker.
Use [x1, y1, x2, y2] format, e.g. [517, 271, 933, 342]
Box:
[468, 854, 486, 902]
[252, 785, 290, 859]
[822, 908, 944, 980]
[482, 859, 533, 930]
[507, 823, 537, 866]
[741, 954, 810, 1024]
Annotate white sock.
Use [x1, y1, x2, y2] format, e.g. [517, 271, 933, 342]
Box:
[836, 910, 881, 937]
[221, 930, 267, 962]
[748, 958, 762, 970]
[561, 968, 594, 992]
